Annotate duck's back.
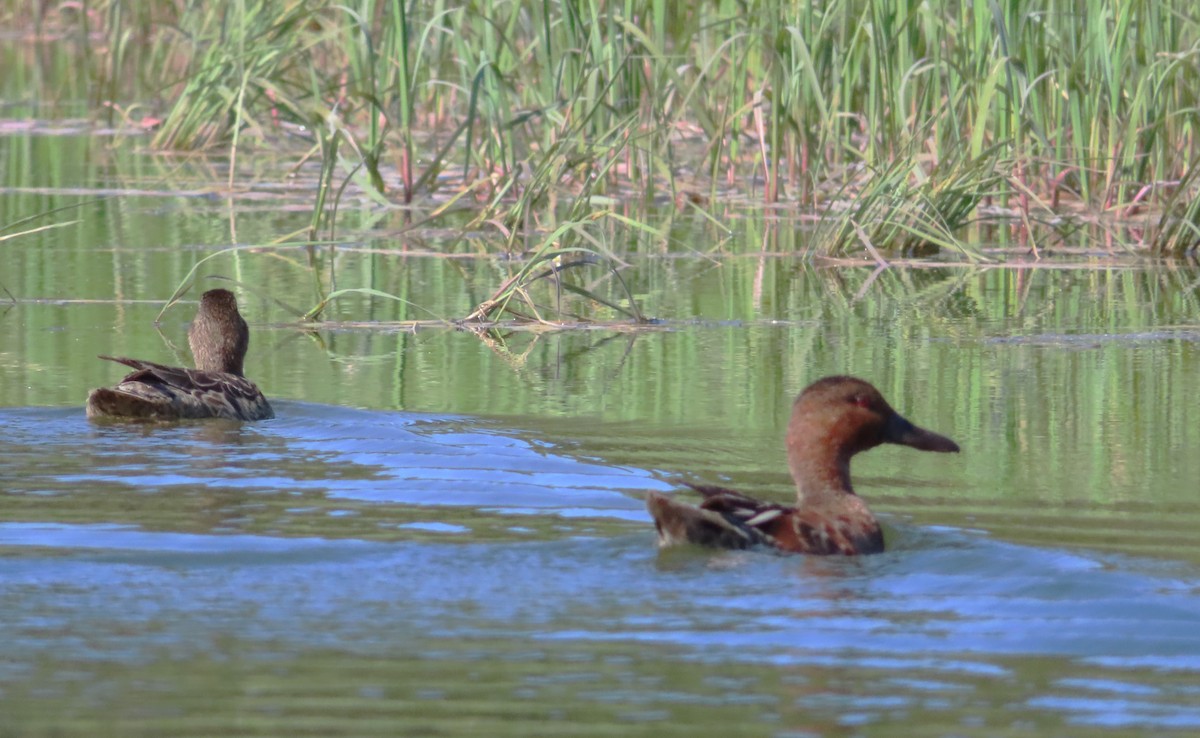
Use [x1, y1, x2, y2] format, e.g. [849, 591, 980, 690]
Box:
[648, 484, 884, 555]
[86, 356, 273, 422]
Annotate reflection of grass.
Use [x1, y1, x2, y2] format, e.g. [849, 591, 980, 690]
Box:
[0, 482, 625, 544]
[153, 237, 642, 327]
[6, 631, 1195, 737]
[464, 215, 648, 324]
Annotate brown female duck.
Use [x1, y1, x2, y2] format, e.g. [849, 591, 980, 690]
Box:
[646, 376, 958, 555]
[85, 289, 274, 421]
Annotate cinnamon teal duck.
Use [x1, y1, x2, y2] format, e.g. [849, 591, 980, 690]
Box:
[646, 376, 958, 555]
[85, 289, 274, 421]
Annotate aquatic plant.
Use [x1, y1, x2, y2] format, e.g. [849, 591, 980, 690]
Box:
[809, 141, 1008, 260]
[16, 0, 1200, 263]
[1149, 157, 1200, 258]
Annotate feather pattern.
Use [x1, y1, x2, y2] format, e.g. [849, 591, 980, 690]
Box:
[647, 484, 883, 555]
[87, 356, 273, 421]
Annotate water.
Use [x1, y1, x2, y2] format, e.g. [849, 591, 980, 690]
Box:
[3, 404, 1200, 735]
[4, 124, 1200, 735]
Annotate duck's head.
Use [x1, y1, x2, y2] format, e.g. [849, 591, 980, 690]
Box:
[188, 289, 250, 376]
[787, 376, 960, 464]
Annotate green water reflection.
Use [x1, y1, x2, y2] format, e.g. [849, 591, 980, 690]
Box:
[5, 130, 1200, 737]
[5, 252, 1200, 553]
[7, 637, 1197, 737]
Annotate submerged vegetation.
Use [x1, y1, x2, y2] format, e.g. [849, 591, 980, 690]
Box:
[5, 0, 1200, 321]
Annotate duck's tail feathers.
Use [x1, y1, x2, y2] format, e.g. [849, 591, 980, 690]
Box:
[85, 387, 171, 420]
[645, 491, 755, 550]
[97, 355, 149, 370]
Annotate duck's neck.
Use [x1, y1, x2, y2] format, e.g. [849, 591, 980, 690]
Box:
[788, 445, 856, 505]
[190, 322, 247, 376]
[785, 412, 867, 505]
[218, 354, 245, 376]
[193, 349, 244, 376]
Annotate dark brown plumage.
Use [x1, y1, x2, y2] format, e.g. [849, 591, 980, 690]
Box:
[85, 289, 273, 422]
[646, 376, 959, 555]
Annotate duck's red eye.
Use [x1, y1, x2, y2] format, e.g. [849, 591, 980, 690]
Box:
[852, 395, 872, 409]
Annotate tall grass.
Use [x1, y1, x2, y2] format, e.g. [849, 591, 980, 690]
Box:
[1150, 154, 1200, 257]
[810, 140, 1008, 259]
[15, 0, 1200, 257]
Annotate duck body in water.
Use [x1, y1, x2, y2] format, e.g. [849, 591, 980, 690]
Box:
[646, 376, 958, 555]
[85, 289, 274, 422]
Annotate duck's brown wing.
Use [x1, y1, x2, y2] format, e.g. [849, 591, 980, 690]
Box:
[649, 483, 883, 555]
[87, 356, 273, 422]
[646, 490, 771, 550]
[737, 504, 883, 556]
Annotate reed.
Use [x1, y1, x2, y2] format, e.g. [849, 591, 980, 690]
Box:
[810, 140, 1007, 259]
[1150, 156, 1200, 257]
[16, 0, 1200, 261]
[463, 215, 647, 325]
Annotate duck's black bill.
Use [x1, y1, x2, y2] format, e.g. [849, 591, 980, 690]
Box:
[884, 413, 960, 453]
